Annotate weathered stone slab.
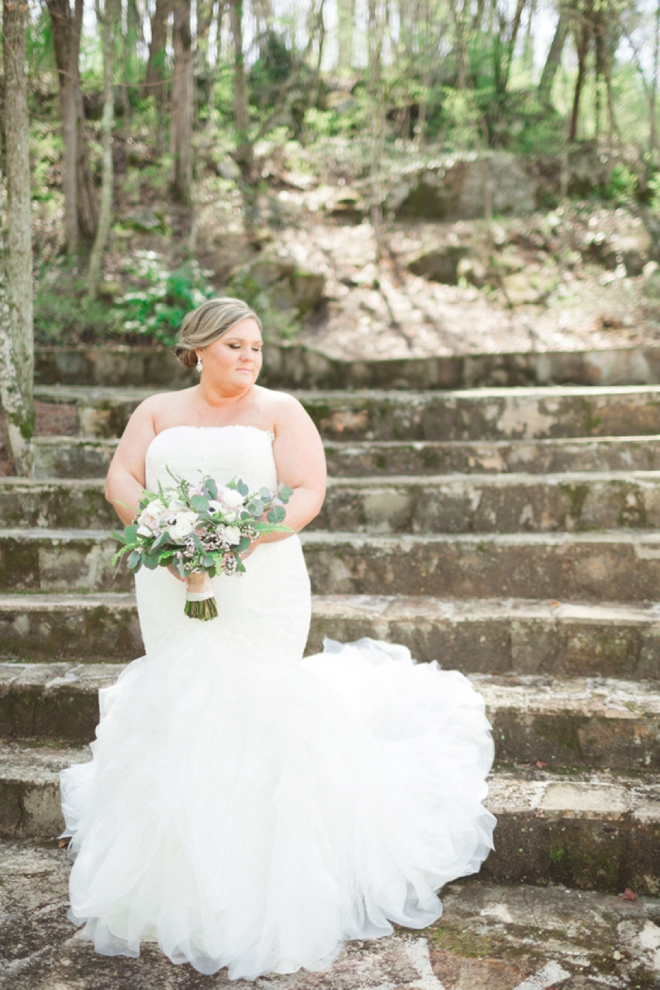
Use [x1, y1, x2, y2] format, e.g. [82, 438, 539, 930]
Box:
[3, 594, 660, 680]
[11, 471, 660, 533]
[3, 662, 660, 769]
[0, 479, 111, 528]
[0, 592, 142, 661]
[2, 744, 659, 895]
[6, 529, 660, 600]
[29, 437, 118, 479]
[33, 384, 660, 441]
[34, 342, 660, 390]
[29, 434, 660, 480]
[0, 529, 118, 592]
[302, 530, 660, 602]
[317, 470, 660, 533]
[1, 840, 658, 990]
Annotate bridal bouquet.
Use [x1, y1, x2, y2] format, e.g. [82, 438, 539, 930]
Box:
[112, 471, 293, 620]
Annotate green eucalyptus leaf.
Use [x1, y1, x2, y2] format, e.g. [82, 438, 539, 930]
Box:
[267, 506, 286, 523]
[124, 524, 139, 545]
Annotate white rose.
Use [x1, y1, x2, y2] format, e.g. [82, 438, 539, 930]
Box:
[167, 511, 198, 541]
[218, 487, 245, 509]
[223, 525, 242, 545]
[137, 523, 154, 538]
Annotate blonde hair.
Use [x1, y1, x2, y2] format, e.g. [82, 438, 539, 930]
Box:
[175, 297, 263, 368]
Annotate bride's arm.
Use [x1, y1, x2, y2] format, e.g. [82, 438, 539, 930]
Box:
[252, 395, 326, 549]
[105, 398, 158, 525]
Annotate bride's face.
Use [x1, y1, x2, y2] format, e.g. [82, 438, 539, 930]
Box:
[199, 319, 263, 392]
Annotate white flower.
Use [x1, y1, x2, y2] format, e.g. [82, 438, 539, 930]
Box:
[137, 524, 154, 538]
[222, 525, 242, 545]
[217, 487, 245, 509]
[167, 511, 198, 541]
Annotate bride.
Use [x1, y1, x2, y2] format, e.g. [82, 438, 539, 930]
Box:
[60, 297, 496, 980]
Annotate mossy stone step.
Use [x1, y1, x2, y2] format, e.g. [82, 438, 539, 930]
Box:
[3, 593, 660, 680]
[30, 433, 660, 479]
[5, 528, 660, 600]
[2, 663, 659, 770]
[34, 343, 660, 390]
[3, 742, 659, 895]
[33, 384, 660, 441]
[9, 471, 660, 534]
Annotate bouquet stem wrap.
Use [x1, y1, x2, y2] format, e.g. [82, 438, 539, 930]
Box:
[185, 572, 219, 621]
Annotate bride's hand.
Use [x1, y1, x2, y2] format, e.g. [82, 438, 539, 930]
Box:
[168, 564, 185, 583]
[241, 535, 262, 560]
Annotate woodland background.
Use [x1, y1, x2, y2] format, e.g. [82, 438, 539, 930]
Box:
[4, 0, 660, 467]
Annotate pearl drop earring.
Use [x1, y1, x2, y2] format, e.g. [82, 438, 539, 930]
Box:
[196, 355, 203, 373]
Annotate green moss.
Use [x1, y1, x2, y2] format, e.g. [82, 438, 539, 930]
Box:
[559, 482, 589, 524]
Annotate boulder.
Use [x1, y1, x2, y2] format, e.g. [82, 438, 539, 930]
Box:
[391, 152, 536, 220]
[408, 245, 470, 284]
[231, 250, 325, 318]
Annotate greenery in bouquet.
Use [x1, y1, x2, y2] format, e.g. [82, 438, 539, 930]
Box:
[112, 471, 293, 619]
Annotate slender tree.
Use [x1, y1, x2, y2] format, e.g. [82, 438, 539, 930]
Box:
[538, 4, 569, 106]
[85, 0, 120, 303]
[1, 0, 34, 473]
[46, 0, 97, 250]
[170, 0, 194, 205]
[145, 0, 171, 114]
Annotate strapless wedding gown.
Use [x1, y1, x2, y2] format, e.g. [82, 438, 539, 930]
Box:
[60, 425, 496, 980]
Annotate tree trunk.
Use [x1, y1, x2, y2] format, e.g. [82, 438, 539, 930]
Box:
[146, 0, 171, 109]
[46, 0, 97, 250]
[230, 0, 252, 178]
[0, 0, 35, 473]
[538, 5, 568, 106]
[170, 0, 193, 205]
[652, 0, 660, 162]
[569, 23, 590, 141]
[86, 0, 119, 303]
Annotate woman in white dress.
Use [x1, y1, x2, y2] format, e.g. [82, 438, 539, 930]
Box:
[60, 297, 496, 981]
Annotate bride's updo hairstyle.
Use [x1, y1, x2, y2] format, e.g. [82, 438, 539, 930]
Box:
[175, 297, 263, 368]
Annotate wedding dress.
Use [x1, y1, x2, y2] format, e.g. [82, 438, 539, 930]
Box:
[60, 424, 496, 980]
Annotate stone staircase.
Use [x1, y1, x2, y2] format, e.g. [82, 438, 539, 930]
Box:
[2, 351, 660, 903]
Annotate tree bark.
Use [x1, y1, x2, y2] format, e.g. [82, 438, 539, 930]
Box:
[85, 0, 119, 304]
[170, 0, 193, 205]
[230, 0, 252, 179]
[1, 0, 35, 473]
[538, 4, 568, 106]
[569, 21, 590, 141]
[145, 0, 171, 110]
[46, 0, 97, 250]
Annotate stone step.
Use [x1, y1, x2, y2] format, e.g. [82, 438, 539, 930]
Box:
[1, 849, 657, 990]
[33, 384, 660, 441]
[2, 593, 660, 680]
[2, 742, 658, 894]
[318, 471, 660, 534]
[30, 433, 660, 480]
[5, 528, 660, 601]
[2, 662, 659, 771]
[9, 471, 660, 534]
[34, 342, 660, 389]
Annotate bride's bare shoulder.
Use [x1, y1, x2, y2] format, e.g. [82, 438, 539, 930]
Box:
[135, 388, 194, 426]
[253, 385, 309, 419]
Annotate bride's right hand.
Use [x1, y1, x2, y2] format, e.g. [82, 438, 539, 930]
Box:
[168, 564, 186, 583]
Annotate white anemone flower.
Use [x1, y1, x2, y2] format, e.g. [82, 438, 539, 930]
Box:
[222, 525, 242, 545]
[167, 511, 198, 541]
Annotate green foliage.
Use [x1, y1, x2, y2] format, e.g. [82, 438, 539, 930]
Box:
[34, 261, 121, 345]
[117, 251, 215, 345]
[603, 162, 638, 202]
[249, 30, 296, 108]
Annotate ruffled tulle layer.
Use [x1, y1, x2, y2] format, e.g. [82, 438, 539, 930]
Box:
[61, 631, 495, 980]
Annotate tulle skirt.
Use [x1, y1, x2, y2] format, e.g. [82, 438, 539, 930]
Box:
[61, 628, 495, 980]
